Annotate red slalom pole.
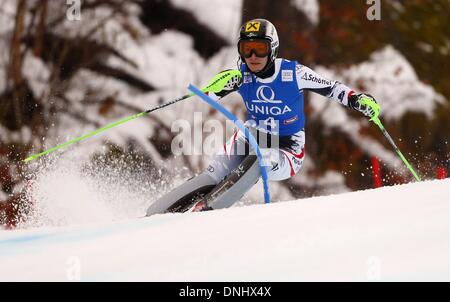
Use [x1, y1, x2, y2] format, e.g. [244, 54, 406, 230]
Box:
[436, 167, 447, 180]
[371, 156, 382, 188]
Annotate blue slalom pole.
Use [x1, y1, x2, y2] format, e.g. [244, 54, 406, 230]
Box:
[188, 84, 271, 204]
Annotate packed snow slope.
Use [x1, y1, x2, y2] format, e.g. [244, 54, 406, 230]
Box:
[1, 179, 449, 281]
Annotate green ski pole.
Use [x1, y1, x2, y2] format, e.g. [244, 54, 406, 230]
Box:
[24, 70, 242, 163]
[370, 115, 422, 182]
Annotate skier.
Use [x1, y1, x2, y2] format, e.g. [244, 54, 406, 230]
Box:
[146, 18, 380, 216]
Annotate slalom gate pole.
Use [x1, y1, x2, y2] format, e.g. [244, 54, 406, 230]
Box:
[188, 84, 271, 204]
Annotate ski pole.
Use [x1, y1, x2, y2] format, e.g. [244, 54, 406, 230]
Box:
[370, 116, 421, 182]
[24, 70, 242, 163]
[24, 94, 189, 163]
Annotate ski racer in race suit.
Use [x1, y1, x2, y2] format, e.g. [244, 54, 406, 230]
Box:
[145, 19, 380, 215]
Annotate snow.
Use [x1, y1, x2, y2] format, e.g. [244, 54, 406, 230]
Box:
[0, 1, 16, 35]
[1, 178, 449, 281]
[307, 45, 445, 172]
[0, 1, 16, 92]
[315, 171, 351, 194]
[0, 190, 7, 202]
[50, 2, 146, 45]
[110, 30, 204, 90]
[1, 2, 446, 225]
[22, 53, 51, 98]
[44, 26, 240, 176]
[169, 0, 243, 43]
[310, 92, 404, 170]
[311, 46, 444, 122]
[291, 0, 320, 25]
[341, 46, 444, 121]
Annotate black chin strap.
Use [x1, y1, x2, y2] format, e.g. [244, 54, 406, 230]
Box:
[237, 55, 276, 79]
[255, 60, 276, 79]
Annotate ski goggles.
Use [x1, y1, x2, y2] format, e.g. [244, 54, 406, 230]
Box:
[238, 39, 271, 58]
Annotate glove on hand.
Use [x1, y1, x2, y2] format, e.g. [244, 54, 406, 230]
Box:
[348, 93, 380, 119]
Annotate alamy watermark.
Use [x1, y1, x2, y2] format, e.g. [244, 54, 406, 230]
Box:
[66, 256, 82, 281]
[66, 0, 81, 21]
[367, 0, 381, 21]
[170, 113, 280, 159]
[366, 256, 382, 281]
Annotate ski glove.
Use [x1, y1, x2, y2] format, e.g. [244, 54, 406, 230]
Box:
[214, 69, 243, 98]
[348, 93, 380, 120]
